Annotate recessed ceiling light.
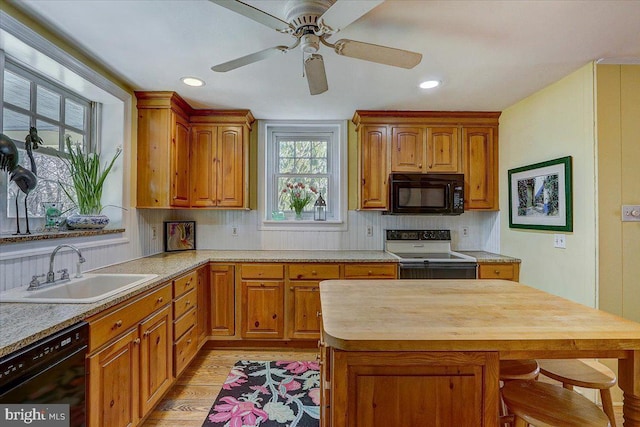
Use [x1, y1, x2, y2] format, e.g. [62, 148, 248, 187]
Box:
[419, 80, 440, 89]
[181, 77, 205, 87]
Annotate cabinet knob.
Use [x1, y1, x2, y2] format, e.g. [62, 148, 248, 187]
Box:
[157, 297, 163, 303]
[133, 338, 141, 345]
[186, 300, 191, 305]
[311, 270, 317, 275]
[187, 339, 192, 344]
[144, 330, 152, 337]
[290, 287, 294, 291]
[316, 311, 322, 317]
[368, 271, 373, 275]
[114, 320, 123, 329]
[494, 270, 500, 275]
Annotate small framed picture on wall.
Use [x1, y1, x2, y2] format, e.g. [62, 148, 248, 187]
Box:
[164, 221, 196, 252]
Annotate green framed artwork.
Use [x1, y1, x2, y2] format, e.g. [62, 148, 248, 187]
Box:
[508, 156, 573, 232]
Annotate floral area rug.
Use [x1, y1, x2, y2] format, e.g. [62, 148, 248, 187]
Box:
[202, 360, 320, 427]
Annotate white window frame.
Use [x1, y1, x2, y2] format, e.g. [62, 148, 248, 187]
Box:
[258, 120, 347, 231]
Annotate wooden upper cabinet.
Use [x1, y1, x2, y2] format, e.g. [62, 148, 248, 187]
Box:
[136, 92, 192, 208]
[427, 127, 460, 172]
[391, 127, 424, 172]
[359, 125, 389, 210]
[171, 114, 191, 207]
[136, 91, 253, 209]
[462, 127, 498, 210]
[353, 111, 500, 211]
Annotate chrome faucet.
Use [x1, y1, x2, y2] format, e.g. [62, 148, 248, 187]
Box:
[47, 244, 86, 283]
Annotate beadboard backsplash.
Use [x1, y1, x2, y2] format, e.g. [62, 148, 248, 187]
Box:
[0, 209, 499, 292]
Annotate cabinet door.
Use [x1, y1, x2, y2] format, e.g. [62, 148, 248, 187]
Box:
[210, 264, 235, 336]
[196, 266, 209, 345]
[137, 108, 171, 208]
[463, 127, 498, 210]
[360, 126, 388, 209]
[190, 125, 216, 207]
[216, 126, 244, 207]
[427, 127, 460, 172]
[171, 113, 191, 207]
[391, 127, 424, 172]
[88, 329, 139, 427]
[241, 280, 284, 339]
[287, 281, 322, 340]
[139, 305, 173, 416]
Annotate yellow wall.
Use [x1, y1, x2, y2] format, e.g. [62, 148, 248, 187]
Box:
[597, 64, 640, 322]
[499, 63, 597, 307]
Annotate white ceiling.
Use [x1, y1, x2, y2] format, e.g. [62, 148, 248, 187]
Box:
[9, 0, 640, 120]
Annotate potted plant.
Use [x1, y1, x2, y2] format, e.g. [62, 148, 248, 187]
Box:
[281, 182, 318, 220]
[59, 135, 122, 229]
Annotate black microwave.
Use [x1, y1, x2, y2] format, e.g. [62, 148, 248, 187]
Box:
[389, 173, 464, 215]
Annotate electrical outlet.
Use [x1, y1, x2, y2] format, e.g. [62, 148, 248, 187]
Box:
[622, 205, 640, 222]
[231, 226, 238, 236]
[366, 226, 373, 237]
[151, 226, 157, 240]
[462, 226, 469, 237]
[553, 234, 566, 249]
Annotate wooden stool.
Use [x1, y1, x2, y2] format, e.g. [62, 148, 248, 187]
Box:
[499, 360, 540, 426]
[502, 380, 611, 427]
[500, 359, 540, 381]
[538, 359, 617, 427]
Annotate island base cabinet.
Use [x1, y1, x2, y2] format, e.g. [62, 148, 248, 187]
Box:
[327, 349, 500, 427]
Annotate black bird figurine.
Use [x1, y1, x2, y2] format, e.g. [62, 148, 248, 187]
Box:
[0, 129, 41, 234]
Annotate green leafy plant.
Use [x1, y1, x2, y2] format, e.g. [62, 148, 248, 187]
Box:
[59, 135, 122, 215]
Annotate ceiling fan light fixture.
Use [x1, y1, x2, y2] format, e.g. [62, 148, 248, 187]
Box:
[419, 80, 440, 89]
[181, 77, 205, 87]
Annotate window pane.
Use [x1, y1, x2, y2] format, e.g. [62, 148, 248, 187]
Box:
[279, 157, 295, 173]
[311, 159, 327, 174]
[279, 140, 295, 157]
[295, 141, 312, 158]
[64, 129, 85, 151]
[312, 140, 327, 157]
[36, 120, 60, 150]
[4, 70, 31, 110]
[294, 158, 311, 173]
[65, 99, 85, 129]
[37, 85, 60, 121]
[2, 109, 30, 141]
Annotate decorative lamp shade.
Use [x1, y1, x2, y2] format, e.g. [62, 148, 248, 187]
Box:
[314, 192, 326, 221]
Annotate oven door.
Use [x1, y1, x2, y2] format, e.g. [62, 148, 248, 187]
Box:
[399, 262, 477, 279]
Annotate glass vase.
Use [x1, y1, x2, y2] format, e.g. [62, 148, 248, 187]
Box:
[294, 210, 303, 220]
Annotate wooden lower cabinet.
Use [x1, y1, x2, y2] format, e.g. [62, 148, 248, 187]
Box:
[87, 286, 173, 427]
[196, 265, 209, 345]
[288, 282, 322, 340]
[477, 262, 520, 281]
[325, 348, 499, 427]
[241, 280, 284, 339]
[210, 264, 235, 336]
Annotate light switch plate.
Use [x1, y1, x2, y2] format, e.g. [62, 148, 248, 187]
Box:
[554, 234, 566, 249]
[622, 205, 640, 222]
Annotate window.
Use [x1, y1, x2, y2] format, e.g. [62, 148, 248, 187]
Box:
[261, 121, 346, 227]
[2, 59, 94, 219]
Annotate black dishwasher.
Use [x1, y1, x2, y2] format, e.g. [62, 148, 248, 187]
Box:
[0, 321, 88, 427]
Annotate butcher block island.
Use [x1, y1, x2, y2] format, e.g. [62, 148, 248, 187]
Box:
[319, 279, 640, 427]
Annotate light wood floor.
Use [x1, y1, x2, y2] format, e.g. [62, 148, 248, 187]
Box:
[142, 348, 624, 427]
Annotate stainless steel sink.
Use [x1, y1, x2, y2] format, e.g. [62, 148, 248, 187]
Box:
[0, 273, 159, 304]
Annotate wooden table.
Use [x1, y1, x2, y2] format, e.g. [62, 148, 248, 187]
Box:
[319, 280, 640, 427]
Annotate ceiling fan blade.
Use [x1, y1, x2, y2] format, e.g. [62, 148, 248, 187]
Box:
[212, 46, 289, 72]
[334, 39, 422, 69]
[304, 54, 328, 95]
[208, 0, 292, 32]
[319, 0, 385, 34]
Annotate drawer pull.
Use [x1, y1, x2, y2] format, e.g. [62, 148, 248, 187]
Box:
[311, 270, 317, 275]
[157, 297, 163, 303]
[317, 311, 322, 317]
[290, 287, 294, 291]
[133, 338, 140, 345]
[114, 320, 123, 329]
[495, 270, 500, 275]
[186, 300, 191, 306]
[368, 271, 373, 275]
[187, 339, 192, 344]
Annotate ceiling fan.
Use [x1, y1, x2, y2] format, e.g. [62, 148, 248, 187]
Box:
[209, 0, 423, 95]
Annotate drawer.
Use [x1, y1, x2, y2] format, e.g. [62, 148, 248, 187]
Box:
[174, 326, 198, 376]
[173, 288, 196, 319]
[344, 264, 397, 279]
[88, 284, 171, 352]
[173, 270, 197, 298]
[478, 263, 516, 280]
[174, 306, 197, 341]
[241, 264, 284, 279]
[289, 264, 341, 280]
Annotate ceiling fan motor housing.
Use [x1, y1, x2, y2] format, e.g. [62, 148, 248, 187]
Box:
[285, 0, 335, 34]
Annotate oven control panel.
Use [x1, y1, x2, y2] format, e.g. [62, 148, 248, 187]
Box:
[386, 229, 451, 241]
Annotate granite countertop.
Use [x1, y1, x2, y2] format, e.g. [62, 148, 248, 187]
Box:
[0, 249, 515, 358]
[0, 250, 397, 358]
[460, 251, 521, 263]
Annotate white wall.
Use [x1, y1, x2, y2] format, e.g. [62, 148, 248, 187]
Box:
[499, 63, 597, 307]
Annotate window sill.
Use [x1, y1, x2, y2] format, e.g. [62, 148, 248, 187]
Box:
[260, 219, 346, 231]
[0, 228, 125, 245]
